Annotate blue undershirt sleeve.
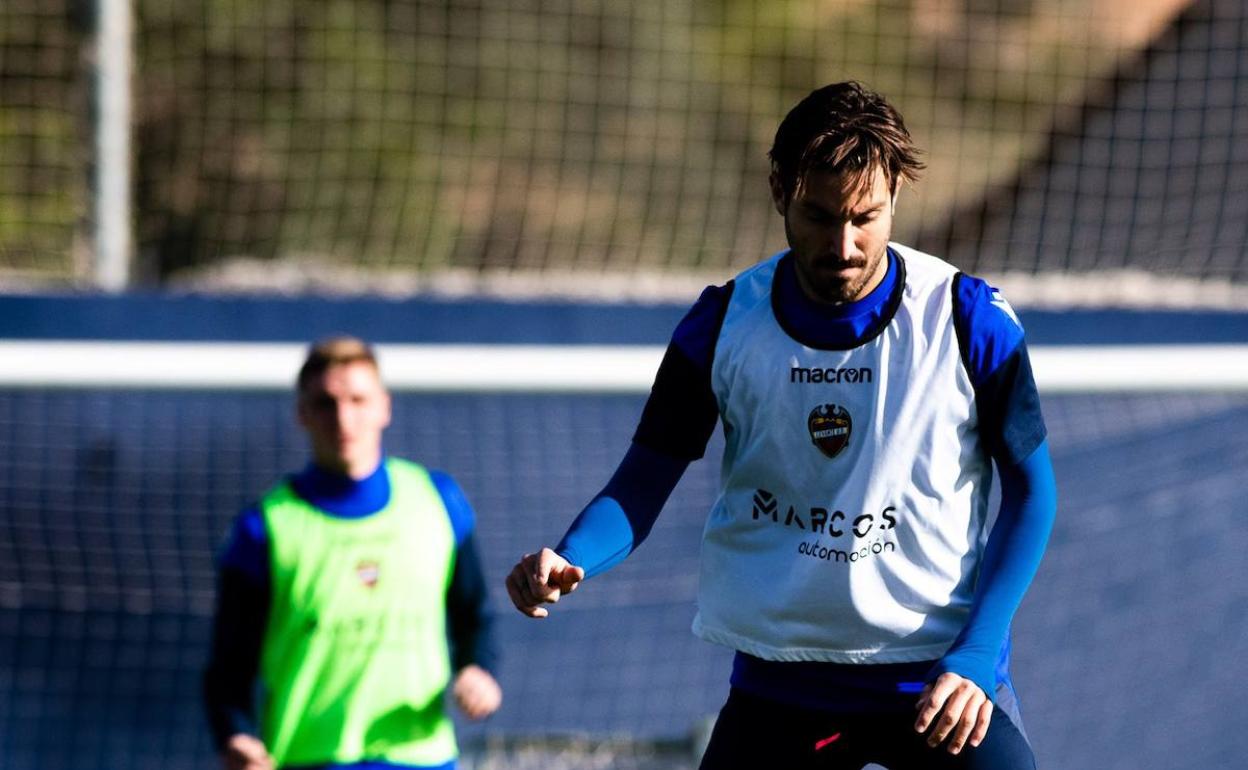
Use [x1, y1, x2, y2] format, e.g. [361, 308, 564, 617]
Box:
[556, 285, 727, 577]
[203, 507, 271, 749]
[431, 470, 499, 674]
[953, 274, 1046, 463]
[430, 470, 475, 547]
[555, 442, 691, 578]
[927, 440, 1057, 697]
[446, 531, 499, 674]
[632, 282, 731, 460]
[938, 275, 1055, 697]
[216, 506, 270, 585]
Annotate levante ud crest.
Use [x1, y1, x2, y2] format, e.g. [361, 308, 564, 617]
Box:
[808, 404, 852, 459]
[356, 560, 380, 588]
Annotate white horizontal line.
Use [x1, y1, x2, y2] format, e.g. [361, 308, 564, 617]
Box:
[0, 341, 1245, 392]
[1029, 345, 1248, 392]
[0, 341, 665, 392]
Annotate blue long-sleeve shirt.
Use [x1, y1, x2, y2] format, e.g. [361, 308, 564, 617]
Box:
[203, 460, 497, 770]
[557, 249, 1056, 711]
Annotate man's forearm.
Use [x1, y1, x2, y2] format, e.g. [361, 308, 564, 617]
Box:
[204, 568, 268, 748]
[929, 440, 1057, 695]
[447, 532, 499, 673]
[555, 442, 689, 577]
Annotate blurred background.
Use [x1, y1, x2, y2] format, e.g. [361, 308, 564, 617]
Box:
[2, 0, 1246, 768]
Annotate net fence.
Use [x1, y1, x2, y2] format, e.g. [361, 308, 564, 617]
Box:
[0, 0, 85, 282]
[9, 0, 1246, 300]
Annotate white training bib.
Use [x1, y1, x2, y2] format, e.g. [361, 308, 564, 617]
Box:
[692, 245, 993, 663]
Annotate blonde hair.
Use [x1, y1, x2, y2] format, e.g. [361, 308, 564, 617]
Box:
[296, 335, 379, 391]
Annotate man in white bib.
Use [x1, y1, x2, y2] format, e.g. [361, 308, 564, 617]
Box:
[506, 82, 1056, 769]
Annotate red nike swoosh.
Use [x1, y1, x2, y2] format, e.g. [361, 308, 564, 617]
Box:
[815, 732, 842, 751]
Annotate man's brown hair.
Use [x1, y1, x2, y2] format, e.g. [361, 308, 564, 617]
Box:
[769, 81, 924, 204]
[296, 335, 380, 392]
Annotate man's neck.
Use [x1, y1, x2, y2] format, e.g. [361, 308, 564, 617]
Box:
[311, 454, 382, 481]
[294, 458, 390, 518]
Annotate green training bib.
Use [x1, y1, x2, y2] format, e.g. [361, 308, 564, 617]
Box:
[258, 459, 458, 767]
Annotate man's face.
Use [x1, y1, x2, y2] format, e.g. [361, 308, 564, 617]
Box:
[297, 360, 391, 478]
[771, 165, 895, 304]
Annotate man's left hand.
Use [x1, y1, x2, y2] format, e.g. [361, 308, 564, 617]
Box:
[913, 672, 993, 755]
[453, 664, 502, 720]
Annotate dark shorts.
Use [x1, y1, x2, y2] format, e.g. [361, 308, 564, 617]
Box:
[699, 688, 1036, 770]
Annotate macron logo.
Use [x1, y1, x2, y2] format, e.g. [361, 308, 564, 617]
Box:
[790, 367, 873, 384]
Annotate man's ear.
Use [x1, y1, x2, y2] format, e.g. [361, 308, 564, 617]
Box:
[768, 171, 788, 216]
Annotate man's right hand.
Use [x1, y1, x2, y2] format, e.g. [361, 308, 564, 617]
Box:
[222, 733, 273, 770]
[505, 547, 585, 618]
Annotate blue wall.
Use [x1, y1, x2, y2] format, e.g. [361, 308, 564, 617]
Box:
[5, 292, 1248, 344]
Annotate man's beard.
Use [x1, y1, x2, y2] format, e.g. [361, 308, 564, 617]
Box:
[796, 249, 885, 304]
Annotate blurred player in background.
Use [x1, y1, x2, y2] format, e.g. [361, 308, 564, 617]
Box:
[506, 82, 1056, 769]
[204, 336, 500, 770]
